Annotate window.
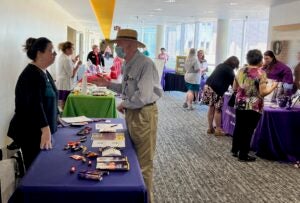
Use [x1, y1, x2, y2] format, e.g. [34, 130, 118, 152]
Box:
[228, 19, 268, 65]
[165, 25, 181, 69]
[165, 21, 217, 70]
[196, 21, 217, 72]
[132, 27, 157, 58]
[141, 27, 156, 58]
[228, 20, 244, 64]
[183, 23, 195, 55]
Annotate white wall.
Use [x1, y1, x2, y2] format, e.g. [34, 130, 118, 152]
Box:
[269, 1, 300, 27]
[268, 1, 300, 67]
[0, 0, 93, 147]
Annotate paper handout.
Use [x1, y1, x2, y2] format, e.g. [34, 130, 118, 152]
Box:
[61, 116, 93, 123]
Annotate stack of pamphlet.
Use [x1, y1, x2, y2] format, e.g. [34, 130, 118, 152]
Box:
[96, 156, 129, 171]
[91, 132, 125, 148]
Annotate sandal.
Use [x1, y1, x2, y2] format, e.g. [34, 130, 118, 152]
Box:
[206, 128, 215, 134]
[214, 129, 226, 136]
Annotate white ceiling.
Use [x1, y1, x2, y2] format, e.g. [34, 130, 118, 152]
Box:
[54, 0, 299, 34]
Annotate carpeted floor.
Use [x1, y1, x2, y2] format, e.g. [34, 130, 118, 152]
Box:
[153, 91, 300, 203]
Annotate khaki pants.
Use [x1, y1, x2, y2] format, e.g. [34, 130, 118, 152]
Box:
[126, 104, 158, 203]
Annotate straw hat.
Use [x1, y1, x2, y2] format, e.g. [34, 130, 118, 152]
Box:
[110, 29, 145, 48]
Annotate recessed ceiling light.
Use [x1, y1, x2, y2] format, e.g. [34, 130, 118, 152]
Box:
[164, 0, 176, 3]
[230, 2, 238, 6]
[154, 8, 162, 11]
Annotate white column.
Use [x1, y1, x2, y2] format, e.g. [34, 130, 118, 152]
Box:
[215, 19, 229, 65]
[156, 25, 165, 58]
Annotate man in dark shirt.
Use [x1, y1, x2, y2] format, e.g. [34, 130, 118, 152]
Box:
[87, 45, 105, 67]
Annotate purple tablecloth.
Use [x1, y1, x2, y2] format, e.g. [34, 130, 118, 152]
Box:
[222, 93, 236, 135]
[161, 67, 175, 88]
[222, 93, 300, 162]
[9, 118, 147, 203]
[251, 105, 300, 162]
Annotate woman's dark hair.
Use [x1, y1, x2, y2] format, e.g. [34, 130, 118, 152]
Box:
[58, 41, 73, 53]
[247, 49, 263, 66]
[24, 37, 52, 60]
[264, 50, 277, 65]
[224, 56, 239, 69]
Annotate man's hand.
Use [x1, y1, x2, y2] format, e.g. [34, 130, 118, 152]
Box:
[117, 103, 126, 114]
[89, 76, 110, 87]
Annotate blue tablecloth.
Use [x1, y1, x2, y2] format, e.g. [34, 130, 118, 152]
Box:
[162, 69, 207, 94]
[162, 69, 189, 92]
[164, 72, 187, 92]
[9, 118, 147, 203]
[251, 105, 300, 162]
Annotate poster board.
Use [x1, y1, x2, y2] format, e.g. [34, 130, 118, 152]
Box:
[175, 56, 186, 75]
[271, 40, 289, 64]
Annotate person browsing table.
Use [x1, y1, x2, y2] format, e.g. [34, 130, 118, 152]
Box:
[90, 29, 163, 203]
[202, 56, 239, 136]
[231, 49, 278, 162]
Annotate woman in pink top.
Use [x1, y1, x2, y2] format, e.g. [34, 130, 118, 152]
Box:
[158, 47, 169, 64]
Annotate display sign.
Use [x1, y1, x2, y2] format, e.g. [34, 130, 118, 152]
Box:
[175, 56, 186, 75]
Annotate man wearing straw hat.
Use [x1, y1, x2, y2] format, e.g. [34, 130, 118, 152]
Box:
[91, 28, 162, 202]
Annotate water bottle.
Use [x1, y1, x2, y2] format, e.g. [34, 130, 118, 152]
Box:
[81, 73, 87, 95]
[271, 82, 283, 103]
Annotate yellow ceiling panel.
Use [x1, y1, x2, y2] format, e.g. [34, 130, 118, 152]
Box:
[89, 0, 115, 39]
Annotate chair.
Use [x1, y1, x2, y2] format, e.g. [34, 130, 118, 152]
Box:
[0, 146, 26, 202]
[0, 155, 16, 203]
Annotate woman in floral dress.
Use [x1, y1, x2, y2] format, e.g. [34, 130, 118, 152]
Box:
[231, 49, 278, 162]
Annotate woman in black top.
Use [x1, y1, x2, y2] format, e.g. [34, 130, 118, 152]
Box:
[202, 56, 239, 136]
[7, 37, 58, 169]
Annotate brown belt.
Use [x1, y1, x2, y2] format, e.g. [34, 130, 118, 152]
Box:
[125, 102, 156, 112]
[144, 102, 156, 107]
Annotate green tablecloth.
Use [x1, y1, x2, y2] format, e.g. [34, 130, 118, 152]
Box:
[63, 93, 117, 118]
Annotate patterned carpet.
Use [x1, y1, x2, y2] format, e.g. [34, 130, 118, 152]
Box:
[153, 91, 300, 203]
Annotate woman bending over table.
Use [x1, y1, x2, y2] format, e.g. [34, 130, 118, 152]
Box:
[202, 56, 239, 136]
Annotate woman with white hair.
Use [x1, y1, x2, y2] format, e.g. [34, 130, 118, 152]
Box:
[183, 48, 200, 110]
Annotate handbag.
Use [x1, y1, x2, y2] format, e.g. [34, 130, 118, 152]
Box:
[228, 92, 236, 107]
